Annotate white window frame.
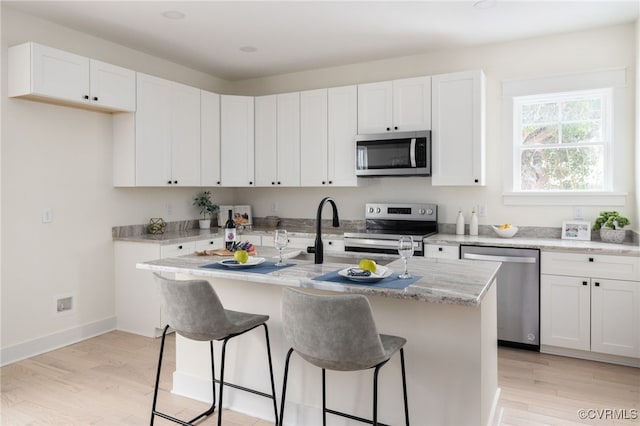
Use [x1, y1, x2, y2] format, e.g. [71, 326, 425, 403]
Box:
[502, 68, 628, 206]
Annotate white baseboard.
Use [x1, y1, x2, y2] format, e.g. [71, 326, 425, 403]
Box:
[0, 316, 117, 366]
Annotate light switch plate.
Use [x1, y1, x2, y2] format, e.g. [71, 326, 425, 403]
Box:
[42, 208, 53, 223]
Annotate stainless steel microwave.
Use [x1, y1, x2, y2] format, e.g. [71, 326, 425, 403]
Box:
[355, 130, 431, 176]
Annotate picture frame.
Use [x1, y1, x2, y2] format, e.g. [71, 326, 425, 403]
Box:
[233, 205, 253, 227]
[561, 220, 591, 241]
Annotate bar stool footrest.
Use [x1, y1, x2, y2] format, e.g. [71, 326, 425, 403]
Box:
[325, 408, 390, 426]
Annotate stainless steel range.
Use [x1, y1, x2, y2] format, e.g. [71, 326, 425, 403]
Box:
[344, 203, 438, 256]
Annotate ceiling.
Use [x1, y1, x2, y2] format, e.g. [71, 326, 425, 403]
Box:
[4, 1, 639, 81]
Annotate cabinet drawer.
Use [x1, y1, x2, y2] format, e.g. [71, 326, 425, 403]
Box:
[195, 238, 223, 251]
[541, 251, 640, 281]
[287, 237, 315, 249]
[161, 241, 195, 258]
[425, 244, 459, 260]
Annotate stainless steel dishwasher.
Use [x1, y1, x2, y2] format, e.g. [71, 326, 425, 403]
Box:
[460, 245, 540, 351]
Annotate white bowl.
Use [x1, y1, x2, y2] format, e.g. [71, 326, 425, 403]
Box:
[492, 225, 518, 238]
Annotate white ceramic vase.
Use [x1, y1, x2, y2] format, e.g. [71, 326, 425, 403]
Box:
[199, 219, 211, 230]
[599, 228, 626, 244]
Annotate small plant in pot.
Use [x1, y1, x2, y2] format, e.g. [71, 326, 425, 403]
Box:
[592, 211, 630, 244]
[193, 191, 219, 230]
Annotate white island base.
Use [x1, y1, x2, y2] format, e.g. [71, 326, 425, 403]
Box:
[170, 274, 499, 426]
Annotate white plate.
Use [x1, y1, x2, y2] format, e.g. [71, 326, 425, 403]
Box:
[338, 265, 393, 283]
[218, 257, 265, 268]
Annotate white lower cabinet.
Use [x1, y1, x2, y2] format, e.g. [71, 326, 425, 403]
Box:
[115, 239, 200, 338]
[541, 251, 640, 359]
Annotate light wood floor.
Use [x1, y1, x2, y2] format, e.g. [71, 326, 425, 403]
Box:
[1, 331, 638, 425]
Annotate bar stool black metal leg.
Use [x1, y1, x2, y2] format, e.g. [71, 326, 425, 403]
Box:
[150, 325, 170, 426]
[279, 348, 294, 426]
[372, 364, 382, 426]
[217, 337, 231, 426]
[322, 369, 327, 426]
[209, 341, 216, 415]
[262, 324, 279, 425]
[400, 348, 409, 426]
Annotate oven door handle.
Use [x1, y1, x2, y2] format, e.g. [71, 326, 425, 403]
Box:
[462, 253, 537, 264]
[410, 138, 417, 168]
[346, 238, 421, 249]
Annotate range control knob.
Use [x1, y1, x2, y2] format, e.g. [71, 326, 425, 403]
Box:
[375, 207, 381, 213]
[368, 207, 374, 213]
[426, 208, 433, 215]
[419, 208, 426, 215]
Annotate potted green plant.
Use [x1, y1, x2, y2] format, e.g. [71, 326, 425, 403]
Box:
[592, 211, 630, 244]
[193, 191, 219, 230]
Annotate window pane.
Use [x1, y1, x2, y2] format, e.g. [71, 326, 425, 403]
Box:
[561, 121, 601, 144]
[520, 146, 604, 190]
[522, 125, 558, 145]
[522, 102, 558, 124]
[562, 98, 601, 121]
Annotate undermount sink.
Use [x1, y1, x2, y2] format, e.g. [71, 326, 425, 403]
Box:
[289, 252, 393, 266]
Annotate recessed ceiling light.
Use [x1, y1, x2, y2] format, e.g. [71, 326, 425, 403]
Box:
[162, 10, 185, 20]
[473, 0, 496, 10]
[239, 46, 258, 53]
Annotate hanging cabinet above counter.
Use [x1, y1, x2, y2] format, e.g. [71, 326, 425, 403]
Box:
[8, 42, 136, 112]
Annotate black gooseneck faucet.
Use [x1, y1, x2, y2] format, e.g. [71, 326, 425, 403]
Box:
[308, 196, 340, 264]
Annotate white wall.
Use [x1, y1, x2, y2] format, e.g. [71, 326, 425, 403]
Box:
[636, 18, 640, 230]
[0, 8, 235, 360]
[230, 24, 637, 228]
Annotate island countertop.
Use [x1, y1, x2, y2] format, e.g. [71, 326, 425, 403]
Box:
[137, 247, 500, 307]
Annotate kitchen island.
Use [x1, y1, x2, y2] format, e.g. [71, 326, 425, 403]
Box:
[137, 248, 501, 426]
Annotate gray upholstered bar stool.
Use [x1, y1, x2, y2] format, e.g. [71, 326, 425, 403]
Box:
[150, 273, 278, 426]
[279, 288, 409, 426]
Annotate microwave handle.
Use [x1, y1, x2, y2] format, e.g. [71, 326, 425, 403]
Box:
[410, 138, 417, 167]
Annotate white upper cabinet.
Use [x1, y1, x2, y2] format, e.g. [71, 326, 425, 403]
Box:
[328, 85, 358, 186]
[255, 95, 278, 186]
[9, 42, 135, 112]
[114, 73, 200, 186]
[300, 89, 329, 186]
[201, 90, 222, 187]
[276, 92, 301, 186]
[255, 93, 301, 186]
[220, 95, 255, 187]
[431, 70, 485, 186]
[357, 76, 431, 134]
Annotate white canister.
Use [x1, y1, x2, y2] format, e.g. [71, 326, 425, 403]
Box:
[456, 210, 465, 235]
[470, 210, 478, 236]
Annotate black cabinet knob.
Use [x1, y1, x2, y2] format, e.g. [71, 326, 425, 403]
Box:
[328, 181, 333, 184]
[84, 95, 89, 100]
[589, 257, 594, 262]
[209, 241, 214, 245]
[474, 179, 479, 183]
[582, 281, 588, 286]
[322, 181, 326, 185]
[386, 127, 391, 131]
[595, 282, 600, 287]
[438, 247, 443, 252]
[167, 180, 172, 184]
[394, 126, 398, 130]
[174, 180, 178, 184]
[216, 181, 221, 185]
[328, 241, 333, 245]
[277, 181, 281, 185]
[178, 245, 183, 249]
[93, 96, 98, 101]
[249, 181, 253, 185]
[271, 182, 275, 185]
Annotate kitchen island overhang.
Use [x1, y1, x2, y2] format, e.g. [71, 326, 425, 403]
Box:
[137, 250, 501, 426]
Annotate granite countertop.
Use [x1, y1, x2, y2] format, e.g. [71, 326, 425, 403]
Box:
[425, 234, 640, 256]
[137, 247, 501, 307]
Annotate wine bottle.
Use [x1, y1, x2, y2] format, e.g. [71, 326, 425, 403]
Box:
[224, 209, 236, 250]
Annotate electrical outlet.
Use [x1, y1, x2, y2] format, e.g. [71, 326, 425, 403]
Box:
[573, 207, 584, 220]
[478, 205, 487, 218]
[56, 296, 73, 313]
[42, 208, 53, 224]
[166, 202, 173, 217]
[271, 202, 278, 213]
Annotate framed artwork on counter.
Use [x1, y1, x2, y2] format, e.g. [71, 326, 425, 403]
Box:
[561, 220, 591, 241]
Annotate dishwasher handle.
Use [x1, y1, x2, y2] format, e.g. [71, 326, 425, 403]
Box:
[463, 253, 537, 264]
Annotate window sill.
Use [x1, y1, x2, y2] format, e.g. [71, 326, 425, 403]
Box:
[503, 192, 627, 206]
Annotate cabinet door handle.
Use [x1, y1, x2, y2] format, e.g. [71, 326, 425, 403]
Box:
[328, 181, 333, 184]
[328, 241, 333, 245]
[594, 282, 600, 287]
[173, 180, 178, 184]
[84, 95, 89, 100]
[474, 179, 479, 183]
[167, 180, 172, 184]
[582, 281, 588, 286]
[209, 241, 214, 245]
[394, 126, 398, 130]
[271, 182, 275, 185]
[322, 181, 326, 185]
[588, 257, 594, 262]
[386, 127, 391, 131]
[249, 181, 253, 185]
[277, 181, 281, 185]
[438, 247, 443, 252]
[92, 96, 98, 101]
[178, 245, 183, 250]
